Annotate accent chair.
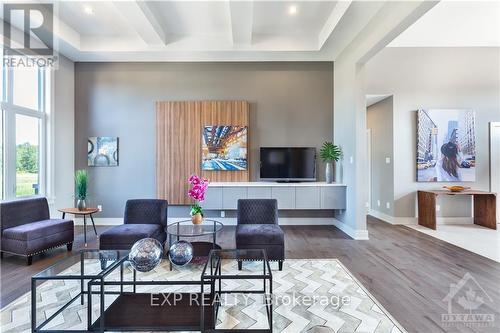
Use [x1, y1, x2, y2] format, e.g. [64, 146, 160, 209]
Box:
[0, 197, 74, 265]
[236, 199, 285, 270]
[99, 199, 168, 250]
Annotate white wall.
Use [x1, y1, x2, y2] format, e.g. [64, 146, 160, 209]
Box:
[332, 1, 435, 239]
[50, 55, 75, 216]
[366, 47, 500, 219]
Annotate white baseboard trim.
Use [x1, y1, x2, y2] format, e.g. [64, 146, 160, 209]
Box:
[368, 210, 399, 225]
[74, 217, 344, 226]
[368, 210, 473, 225]
[73, 218, 122, 226]
[75, 217, 370, 240]
[437, 217, 474, 225]
[170, 217, 341, 226]
[331, 219, 369, 240]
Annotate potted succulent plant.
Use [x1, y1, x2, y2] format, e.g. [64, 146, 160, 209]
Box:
[320, 142, 342, 183]
[187, 174, 209, 224]
[75, 169, 88, 211]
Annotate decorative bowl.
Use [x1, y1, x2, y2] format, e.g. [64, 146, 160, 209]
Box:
[442, 186, 470, 192]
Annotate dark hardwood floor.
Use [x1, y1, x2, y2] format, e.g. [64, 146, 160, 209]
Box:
[1, 217, 499, 333]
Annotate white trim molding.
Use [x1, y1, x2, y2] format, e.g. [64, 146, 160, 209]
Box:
[73, 217, 369, 240]
[331, 219, 369, 240]
[74, 217, 347, 227]
[369, 210, 474, 225]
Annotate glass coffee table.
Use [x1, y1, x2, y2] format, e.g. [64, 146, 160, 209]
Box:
[31, 249, 128, 333]
[166, 219, 224, 269]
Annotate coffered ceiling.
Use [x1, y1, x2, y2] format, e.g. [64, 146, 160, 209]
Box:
[55, 0, 353, 53]
[4, 0, 385, 61]
[6, 1, 495, 62]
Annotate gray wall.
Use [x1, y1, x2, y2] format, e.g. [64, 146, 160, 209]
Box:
[75, 62, 334, 217]
[367, 96, 394, 215]
[366, 47, 500, 218]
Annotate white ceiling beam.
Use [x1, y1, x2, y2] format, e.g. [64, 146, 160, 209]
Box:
[318, 1, 352, 49]
[228, 1, 254, 46]
[113, 1, 166, 46]
[54, 15, 81, 51]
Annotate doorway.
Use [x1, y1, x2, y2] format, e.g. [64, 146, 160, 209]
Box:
[490, 122, 500, 223]
[366, 94, 393, 220]
[366, 128, 372, 212]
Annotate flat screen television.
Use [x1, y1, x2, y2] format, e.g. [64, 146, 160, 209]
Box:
[260, 147, 316, 182]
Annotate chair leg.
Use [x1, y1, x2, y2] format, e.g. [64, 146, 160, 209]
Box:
[27, 256, 33, 265]
[278, 260, 283, 271]
[238, 260, 243, 270]
[67, 242, 73, 251]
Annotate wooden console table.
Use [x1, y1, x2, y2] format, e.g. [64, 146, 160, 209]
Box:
[417, 190, 497, 230]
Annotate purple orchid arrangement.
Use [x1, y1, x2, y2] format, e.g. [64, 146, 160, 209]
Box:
[188, 174, 209, 216]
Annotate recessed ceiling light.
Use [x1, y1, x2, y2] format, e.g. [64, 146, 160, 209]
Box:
[83, 5, 94, 15]
[288, 5, 298, 15]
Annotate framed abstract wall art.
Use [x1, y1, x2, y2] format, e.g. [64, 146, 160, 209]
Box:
[88, 137, 119, 167]
[417, 109, 475, 182]
[202, 126, 247, 171]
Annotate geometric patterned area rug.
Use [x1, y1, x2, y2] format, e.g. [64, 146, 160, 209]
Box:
[1, 259, 406, 333]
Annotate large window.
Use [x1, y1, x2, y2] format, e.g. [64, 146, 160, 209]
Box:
[1, 64, 49, 200]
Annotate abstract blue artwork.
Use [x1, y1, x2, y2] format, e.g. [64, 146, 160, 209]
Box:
[88, 137, 119, 167]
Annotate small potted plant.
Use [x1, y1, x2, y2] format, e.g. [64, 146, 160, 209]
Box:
[75, 169, 88, 211]
[320, 142, 342, 183]
[187, 174, 209, 224]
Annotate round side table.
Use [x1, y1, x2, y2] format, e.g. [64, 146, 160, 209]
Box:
[58, 208, 99, 247]
[166, 219, 223, 269]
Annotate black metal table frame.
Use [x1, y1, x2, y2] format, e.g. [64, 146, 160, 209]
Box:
[201, 249, 273, 333]
[31, 249, 272, 333]
[88, 259, 213, 332]
[167, 219, 223, 270]
[31, 250, 125, 333]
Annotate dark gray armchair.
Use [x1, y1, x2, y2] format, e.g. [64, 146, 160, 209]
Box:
[0, 197, 74, 265]
[99, 199, 168, 250]
[236, 199, 285, 270]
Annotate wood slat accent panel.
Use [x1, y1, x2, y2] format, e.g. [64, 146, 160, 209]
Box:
[200, 101, 249, 183]
[156, 101, 249, 204]
[156, 101, 202, 205]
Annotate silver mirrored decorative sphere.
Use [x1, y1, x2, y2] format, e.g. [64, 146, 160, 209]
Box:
[169, 240, 193, 267]
[129, 238, 163, 272]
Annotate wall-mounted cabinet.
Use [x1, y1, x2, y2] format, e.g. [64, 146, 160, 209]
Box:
[271, 187, 296, 209]
[247, 187, 272, 199]
[296, 186, 321, 209]
[320, 187, 346, 209]
[203, 187, 223, 209]
[222, 187, 248, 209]
[203, 182, 346, 210]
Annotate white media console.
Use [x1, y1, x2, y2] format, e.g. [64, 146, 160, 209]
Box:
[204, 182, 346, 210]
